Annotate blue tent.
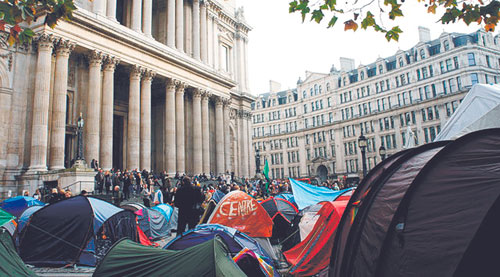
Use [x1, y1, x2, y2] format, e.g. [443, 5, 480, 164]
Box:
[19, 196, 138, 266]
[136, 207, 170, 240]
[152, 203, 173, 223]
[164, 224, 273, 263]
[0, 196, 44, 218]
[289, 178, 352, 210]
[275, 193, 297, 207]
[211, 190, 226, 203]
[17, 205, 43, 233]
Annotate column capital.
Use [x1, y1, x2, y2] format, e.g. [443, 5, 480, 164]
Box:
[87, 50, 104, 66]
[215, 96, 224, 106]
[35, 33, 55, 50]
[192, 88, 203, 99]
[130, 65, 143, 79]
[222, 98, 232, 106]
[201, 90, 211, 101]
[166, 78, 176, 91]
[142, 69, 156, 81]
[103, 55, 120, 71]
[54, 38, 75, 56]
[175, 80, 186, 93]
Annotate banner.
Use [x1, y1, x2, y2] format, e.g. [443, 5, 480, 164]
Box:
[289, 178, 352, 210]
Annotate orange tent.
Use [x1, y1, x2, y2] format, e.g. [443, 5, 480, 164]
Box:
[208, 191, 273, 238]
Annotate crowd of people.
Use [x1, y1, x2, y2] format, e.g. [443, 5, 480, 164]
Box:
[30, 158, 354, 235]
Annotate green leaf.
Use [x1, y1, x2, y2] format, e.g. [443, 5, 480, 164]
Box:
[327, 15, 338, 28]
[311, 9, 324, 23]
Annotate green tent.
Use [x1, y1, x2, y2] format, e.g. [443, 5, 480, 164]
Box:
[0, 208, 14, 226]
[93, 237, 246, 277]
[0, 208, 16, 236]
[0, 229, 37, 276]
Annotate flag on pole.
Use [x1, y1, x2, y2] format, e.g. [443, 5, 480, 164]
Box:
[263, 160, 270, 194]
[263, 159, 270, 180]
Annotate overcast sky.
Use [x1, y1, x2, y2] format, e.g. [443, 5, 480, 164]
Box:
[236, 0, 487, 95]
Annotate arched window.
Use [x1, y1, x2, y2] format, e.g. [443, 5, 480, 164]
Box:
[378, 65, 383, 74]
[360, 71, 365, 80]
[314, 84, 318, 94]
[443, 40, 450, 51]
[343, 77, 347, 86]
[420, 49, 426, 59]
[302, 90, 306, 98]
[319, 85, 322, 94]
[310, 88, 313, 96]
[326, 83, 330, 91]
[399, 57, 404, 67]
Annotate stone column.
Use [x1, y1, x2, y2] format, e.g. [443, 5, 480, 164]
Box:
[223, 100, 231, 173]
[167, 0, 176, 48]
[127, 65, 142, 170]
[192, 89, 202, 174]
[215, 97, 224, 175]
[241, 111, 249, 177]
[131, 0, 142, 32]
[192, 0, 200, 60]
[85, 50, 104, 166]
[106, 0, 117, 20]
[100, 56, 119, 170]
[165, 79, 176, 174]
[175, 0, 184, 52]
[201, 91, 210, 174]
[28, 34, 54, 172]
[93, 0, 106, 16]
[140, 70, 155, 170]
[175, 81, 185, 173]
[213, 17, 219, 71]
[49, 39, 74, 170]
[142, 0, 153, 37]
[200, 1, 208, 63]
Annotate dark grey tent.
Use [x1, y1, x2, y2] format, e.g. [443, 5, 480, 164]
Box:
[330, 128, 500, 277]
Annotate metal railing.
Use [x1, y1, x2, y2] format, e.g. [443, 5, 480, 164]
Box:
[62, 180, 95, 194]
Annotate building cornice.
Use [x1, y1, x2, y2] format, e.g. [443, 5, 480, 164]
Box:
[52, 8, 237, 91]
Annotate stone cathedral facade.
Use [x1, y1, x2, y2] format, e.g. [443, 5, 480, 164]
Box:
[0, 0, 255, 197]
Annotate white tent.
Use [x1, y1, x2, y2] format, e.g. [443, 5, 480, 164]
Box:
[434, 84, 500, 141]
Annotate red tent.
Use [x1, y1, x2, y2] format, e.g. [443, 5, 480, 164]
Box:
[208, 191, 273, 238]
[284, 200, 348, 276]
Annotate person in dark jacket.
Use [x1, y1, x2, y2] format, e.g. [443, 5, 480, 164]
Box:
[174, 176, 204, 236]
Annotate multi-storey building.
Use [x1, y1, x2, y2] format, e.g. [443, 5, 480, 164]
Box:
[252, 27, 500, 183]
[0, 0, 255, 197]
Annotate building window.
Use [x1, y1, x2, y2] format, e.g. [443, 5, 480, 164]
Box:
[470, 73, 479, 85]
[379, 65, 383, 74]
[221, 45, 230, 72]
[453, 56, 459, 69]
[399, 57, 404, 67]
[486, 55, 491, 68]
[468, 53, 476, 66]
[360, 71, 365, 80]
[446, 59, 452, 71]
[420, 49, 426, 59]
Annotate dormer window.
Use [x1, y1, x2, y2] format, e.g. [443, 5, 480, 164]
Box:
[399, 57, 404, 67]
[443, 40, 450, 51]
[378, 65, 383, 74]
[360, 71, 365, 80]
[420, 49, 426, 59]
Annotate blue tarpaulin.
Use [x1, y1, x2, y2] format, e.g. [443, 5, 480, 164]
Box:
[0, 196, 45, 218]
[289, 178, 352, 210]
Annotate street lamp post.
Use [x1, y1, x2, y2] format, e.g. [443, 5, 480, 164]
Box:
[379, 145, 387, 161]
[255, 148, 261, 174]
[74, 113, 86, 168]
[358, 132, 367, 178]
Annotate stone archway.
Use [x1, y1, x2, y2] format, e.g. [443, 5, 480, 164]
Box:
[317, 165, 328, 183]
